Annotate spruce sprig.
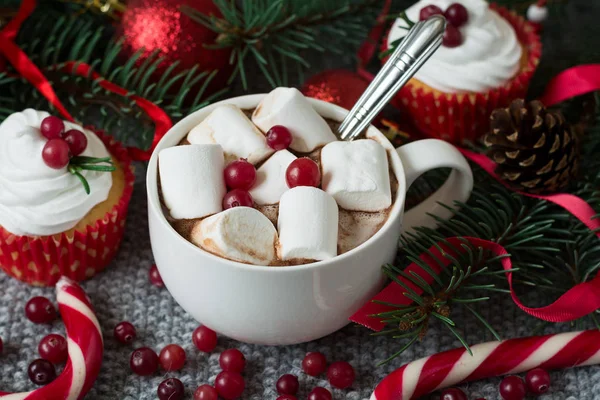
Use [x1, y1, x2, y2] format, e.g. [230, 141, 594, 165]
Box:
[68, 156, 115, 195]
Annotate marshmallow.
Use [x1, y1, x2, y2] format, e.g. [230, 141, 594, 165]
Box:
[252, 87, 337, 153]
[159, 144, 226, 219]
[250, 150, 297, 205]
[191, 207, 278, 265]
[188, 104, 274, 164]
[277, 187, 338, 261]
[321, 139, 392, 212]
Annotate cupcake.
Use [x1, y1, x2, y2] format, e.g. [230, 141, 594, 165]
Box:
[0, 109, 134, 286]
[385, 0, 541, 143]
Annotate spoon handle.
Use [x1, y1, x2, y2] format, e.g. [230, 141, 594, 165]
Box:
[337, 15, 446, 141]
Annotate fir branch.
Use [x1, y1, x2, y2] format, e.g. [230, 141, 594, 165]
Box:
[183, 0, 381, 88]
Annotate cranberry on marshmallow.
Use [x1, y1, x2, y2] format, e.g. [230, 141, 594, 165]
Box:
[252, 87, 337, 153]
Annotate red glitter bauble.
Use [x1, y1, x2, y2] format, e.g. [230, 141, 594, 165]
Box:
[119, 0, 231, 88]
[301, 69, 372, 112]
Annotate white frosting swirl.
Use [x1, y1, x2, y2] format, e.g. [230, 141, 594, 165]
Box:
[388, 0, 523, 93]
[0, 109, 113, 236]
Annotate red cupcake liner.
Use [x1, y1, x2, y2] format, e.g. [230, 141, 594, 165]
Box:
[0, 131, 134, 286]
[384, 4, 542, 144]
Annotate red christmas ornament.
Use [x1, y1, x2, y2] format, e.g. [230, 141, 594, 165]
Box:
[118, 0, 231, 88]
[301, 69, 372, 113]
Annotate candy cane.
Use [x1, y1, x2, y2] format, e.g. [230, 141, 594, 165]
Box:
[0, 277, 104, 400]
[371, 330, 600, 400]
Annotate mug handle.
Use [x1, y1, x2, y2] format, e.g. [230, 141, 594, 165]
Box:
[396, 139, 474, 235]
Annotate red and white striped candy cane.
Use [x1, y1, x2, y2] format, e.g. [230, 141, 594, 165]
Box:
[0, 277, 104, 400]
[371, 330, 600, 400]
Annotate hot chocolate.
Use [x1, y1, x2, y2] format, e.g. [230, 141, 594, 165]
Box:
[158, 88, 399, 266]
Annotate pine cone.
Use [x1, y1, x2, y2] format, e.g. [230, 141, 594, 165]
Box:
[484, 99, 580, 194]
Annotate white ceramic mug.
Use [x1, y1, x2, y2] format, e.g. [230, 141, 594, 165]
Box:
[147, 94, 473, 345]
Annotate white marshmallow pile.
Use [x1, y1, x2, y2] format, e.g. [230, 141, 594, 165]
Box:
[159, 144, 226, 219]
[188, 104, 273, 164]
[252, 87, 337, 153]
[190, 207, 278, 265]
[321, 139, 392, 212]
[277, 187, 339, 261]
[159, 87, 395, 266]
[250, 150, 296, 205]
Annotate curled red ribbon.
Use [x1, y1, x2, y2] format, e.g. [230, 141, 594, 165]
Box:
[0, 0, 172, 161]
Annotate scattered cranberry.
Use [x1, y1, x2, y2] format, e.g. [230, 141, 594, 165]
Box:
[223, 189, 253, 209]
[215, 371, 245, 399]
[443, 25, 463, 48]
[327, 361, 355, 389]
[441, 387, 468, 400]
[266, 125, 293, 150]
[308, 387, 332, 400]
[25, 297, 57, 324]
[219, 348, 246, 373]
[42, 139, 70, 169]
[40, 116, 65, 140]
[159, 344, 186, 371]
[276, 374, 299, 395]
[419, 4, 443, 20]
[28, 359, 56, 385]
[38, 334, 68, 364]
[157, 377, 185, 400]
[499, 375, 526, 400]
[194, 384, 219, 400]
[302, 352, 327, 376]
[277, 396, 297, 400]
[224, 159, 256, 190]
[149, 264, 164, 287]
[526, 368, 551, 395]
[130, 347, 159, 376]
[286, 158, 320, 188]
[192, 325, 217, 352]
[114, 321, 137, 344]
[63, 130, 87, 156]
[445, 3, 469, 27]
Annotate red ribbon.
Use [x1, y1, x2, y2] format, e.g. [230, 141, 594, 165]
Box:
[539, 64, 600, 106]
[0, 0, 172, 161]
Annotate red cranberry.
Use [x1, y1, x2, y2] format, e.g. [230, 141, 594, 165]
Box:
[28, 359, 56, 385]
[63, 129, 87, 156]
[40, 116, 65, 139]
[42, 139, 70, 169]
[194, 384, 219, 400]
[419, 4, 443, 20]
[159, 344, 186, 371]
[499, 375, 526, 400]
[525, 368, 551, 395]
[38, 334, 68, 364]
[327, 361, 355, 389]
[224, 159, 257, 190]
[215, 371, 245, 399]
[445, 3, 469, 27]
[277, 396, 297, 400]
[25, 297, 57, 324]
[308, 387, 332, 400]
[276, 374, 299, 395]
[149, 264, 164, 287]
[114, 321, 137, 344]
[286, 158, 320, 188]
[157, 377, 185, 400]
[219, 348, 246, 373]
[302, 352, 327, 376]
[266, 125, 293, 150]
[192, 325, 217, 352]
[443, 25, 464, 48]
[441, 387, 468, 400]
[130, 347, 159, 376]
[223, 189, 253, 209]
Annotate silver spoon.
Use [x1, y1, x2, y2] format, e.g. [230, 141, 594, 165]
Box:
[337, 14, 446, 141]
